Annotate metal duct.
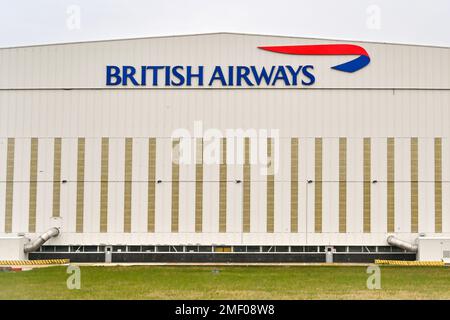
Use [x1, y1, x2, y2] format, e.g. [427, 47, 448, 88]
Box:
[387, 235, 418, 252]
[24, 227, 60, 253]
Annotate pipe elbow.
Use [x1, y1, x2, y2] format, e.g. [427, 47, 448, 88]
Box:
[387, 235, 418, 252]
[24, 227, 60, 253]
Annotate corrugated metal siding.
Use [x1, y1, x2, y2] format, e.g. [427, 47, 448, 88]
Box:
[0, 90, 449, 138]
[0, 90, 449, 245]
[0, 33, 449, 89]
[0, 34, 449, 245]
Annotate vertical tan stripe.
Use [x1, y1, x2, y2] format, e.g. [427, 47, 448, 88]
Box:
[147, 138, 156, 233]
[339, 138, 347, 233]
[100, 137, 109, 233]
[290, 138, 299, 233]
[363, 138, 371, 233]
[195, 138, 203, 233]
[52, 138, 61, 218]
[124, 138, 133, 233]
[315, 138, 322, 233]
[243, 137, 251, 233]
[387, 137, 395, 233]
[4, 138, 14, 233]
[171, 138, 180, 233]
[219, 138, 227, 233]
[28, 138, 38, 233]
[435, 137, 442, 233]
[76, 138, 85, 233]
[267, 138, 274, 233]
[410, 137, 419, 233]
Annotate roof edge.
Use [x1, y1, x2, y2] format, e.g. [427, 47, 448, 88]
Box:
[1, 31, 449, 50]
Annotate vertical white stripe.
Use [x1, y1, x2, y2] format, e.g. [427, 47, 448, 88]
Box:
[60, 138, 77, 233]
[0, 138, 7, 234]
[418, 138, 435, 232]
[371, 138, 387, 233]
[131, 138, 148, 233]
[84, 138, 101, 233]
[347, 138, 364, 233]
[395, 138, 410, 233]
[36, 138, 54, 233]
[155, 138, 171, 233]
[322, 138, 339, 233]
[12, 138, 30, 233]
[108, 138, 125, 233]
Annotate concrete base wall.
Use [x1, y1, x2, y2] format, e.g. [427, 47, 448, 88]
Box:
[418, 237, 450, 261]
[0, 237, 28, 260]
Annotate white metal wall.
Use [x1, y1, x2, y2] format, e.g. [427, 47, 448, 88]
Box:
[0, 89, 449, 138]
[0, 90, 449, 245]
[0, 137, 449, 244]
[0, 33, 449, 246]
[0, 33, 449, 89]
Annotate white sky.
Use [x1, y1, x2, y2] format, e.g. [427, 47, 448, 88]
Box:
[0, 0, 449, 48]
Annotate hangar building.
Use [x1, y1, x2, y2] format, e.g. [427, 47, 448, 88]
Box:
[0, 33, 449, 262]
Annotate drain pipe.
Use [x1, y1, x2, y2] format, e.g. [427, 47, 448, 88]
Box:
[24, 227, 60, 253]
[387, 235, 418, 252]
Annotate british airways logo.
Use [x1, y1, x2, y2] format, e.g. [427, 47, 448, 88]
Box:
[259, 44, 370, 73]
[105, 44, 369, 87]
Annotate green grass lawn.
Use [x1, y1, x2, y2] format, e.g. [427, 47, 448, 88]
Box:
[0, 265, 449, 299]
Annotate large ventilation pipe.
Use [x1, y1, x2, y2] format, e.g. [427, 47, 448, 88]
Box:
[387, 235, 418, 252]
[24, 227, 60, 253]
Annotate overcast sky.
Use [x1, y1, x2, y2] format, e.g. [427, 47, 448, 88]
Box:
[1, 0, 449, 48]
